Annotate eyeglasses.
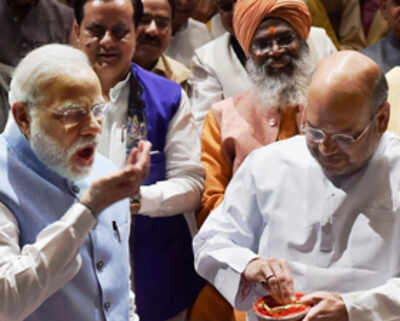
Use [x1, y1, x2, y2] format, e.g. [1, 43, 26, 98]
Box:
[139, 14, 171, 30]
[50, 103, 106, 128]
[302, 109, 381, 149]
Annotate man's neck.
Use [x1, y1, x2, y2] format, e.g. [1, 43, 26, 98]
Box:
[98, 70, 130, 101]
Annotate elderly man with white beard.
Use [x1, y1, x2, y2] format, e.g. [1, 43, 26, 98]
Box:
[189, 1, 314, 320]
[0, 44, 150, 321]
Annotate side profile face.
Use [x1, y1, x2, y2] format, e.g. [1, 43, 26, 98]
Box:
[172, 0, 193, 32]
[249, 18, 302, 76]
[217, 0, 236, 34]
[75, 0, 137, 84]
[305, 76, 388, 178]
[381, 0, 400, 38]
[27, 68, 104, 180]
[134, 0, 172, 69]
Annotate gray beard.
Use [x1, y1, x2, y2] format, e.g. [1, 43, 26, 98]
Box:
[246, 44, 312, 112]
[30, 115, 96, 181]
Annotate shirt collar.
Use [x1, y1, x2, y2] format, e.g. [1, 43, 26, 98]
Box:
[109, 72, 131, 103]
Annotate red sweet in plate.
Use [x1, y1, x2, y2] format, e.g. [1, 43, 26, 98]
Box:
[253, 293, 311, 321]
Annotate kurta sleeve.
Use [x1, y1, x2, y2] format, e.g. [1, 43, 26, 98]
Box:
[342, 278, 400, 321]
[190, 53, 225, 133]
[197, 110, 232, 227]
[193, 152, 263, 311]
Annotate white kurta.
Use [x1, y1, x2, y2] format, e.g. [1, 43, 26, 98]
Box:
[190, 27, 337, 131]
[194, 132, 400, 321]
[165, 18, 212, 68]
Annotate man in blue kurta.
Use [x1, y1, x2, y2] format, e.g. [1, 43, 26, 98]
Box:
[73, 1, 204, 321]
[0, 44, 150, 321]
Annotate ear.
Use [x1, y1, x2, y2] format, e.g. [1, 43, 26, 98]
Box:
[378, 101, 390, 133]
[72, 19, 81, 46]
[12, 102, 32, 139]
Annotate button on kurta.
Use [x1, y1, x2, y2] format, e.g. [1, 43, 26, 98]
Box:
[104, 302, 111, 311]
[268, 118, 277, 127]
[96, 261, 104, 271]
[71, 184, 80, 194]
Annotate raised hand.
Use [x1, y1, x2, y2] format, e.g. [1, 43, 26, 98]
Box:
[80, 140, 151, 215]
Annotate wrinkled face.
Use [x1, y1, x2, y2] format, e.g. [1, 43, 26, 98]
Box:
[382, 0, 400, 37]
[76, 0, 137, 83]
[29, 68, 104, 180]
[173, 0, 193, 31]
[134, 0, 172, 68]
[249, 18, 301, 76]
[305, 87, 387, 178]
[217, 0, 236, 34]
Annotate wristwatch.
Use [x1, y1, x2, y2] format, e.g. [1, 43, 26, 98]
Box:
[130, 192, 141, 215]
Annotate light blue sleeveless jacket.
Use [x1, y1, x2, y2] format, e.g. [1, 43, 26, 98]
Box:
[0, 121, 131, 321]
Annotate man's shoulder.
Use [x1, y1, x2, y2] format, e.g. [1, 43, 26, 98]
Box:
[133, 62, 181, 91]
[195, 32, 230, 57]
[252, 136, 309, 166]
[361, 35, 386, 58]
[162, 54, 190, 84]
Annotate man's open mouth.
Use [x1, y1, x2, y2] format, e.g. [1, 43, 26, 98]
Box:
[75, 144, 96, 167]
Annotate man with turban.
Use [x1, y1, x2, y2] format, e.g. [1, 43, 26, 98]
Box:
[188, 1, 328, 320]
[190, 0, 336, 132]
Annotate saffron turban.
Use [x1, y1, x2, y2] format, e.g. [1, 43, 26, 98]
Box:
[233, 0, 312, 56]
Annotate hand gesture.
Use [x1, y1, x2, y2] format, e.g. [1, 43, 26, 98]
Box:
[300, 291, 349, 321]
[80, 140, 151, 215]
[244, 258, 295, 304]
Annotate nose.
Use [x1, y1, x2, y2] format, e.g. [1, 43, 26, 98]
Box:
[319, 136, 339, 156]
[81, 112, 102, 137]
[268, 40, 284, 58]
[99, 30, 114, 47]
[145, 20, 158, 36]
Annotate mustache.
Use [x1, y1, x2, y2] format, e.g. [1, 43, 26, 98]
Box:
[137, 34, 161, 46]
[68, 137, 99, 157]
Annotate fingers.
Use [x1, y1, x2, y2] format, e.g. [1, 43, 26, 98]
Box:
[263, 259, 295, 304]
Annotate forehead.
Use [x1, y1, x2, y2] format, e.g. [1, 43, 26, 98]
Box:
[142, 0, 171, 15]
[83, 0, 135, 24]
[307, 83, 372, 132]
[39, 69, 102, 109]
[253, 18, 296, 39]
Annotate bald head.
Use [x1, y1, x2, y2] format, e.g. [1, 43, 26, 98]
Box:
[309, 51, 386, 120]
[305, 51, 390, 178]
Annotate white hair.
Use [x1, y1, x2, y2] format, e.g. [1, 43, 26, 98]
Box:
[246, 42, 313, 112]
[9, 44, 91, 108]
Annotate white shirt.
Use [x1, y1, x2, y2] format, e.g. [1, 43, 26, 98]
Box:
[98, 72, 204, 235]
[189, 27, 337, 131]
[165, 18, 212, 68]
[194, 132, 400, 321]
[0, 202, 139, 321]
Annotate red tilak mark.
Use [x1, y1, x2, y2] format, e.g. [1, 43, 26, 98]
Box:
[267, 26, 276, 35]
